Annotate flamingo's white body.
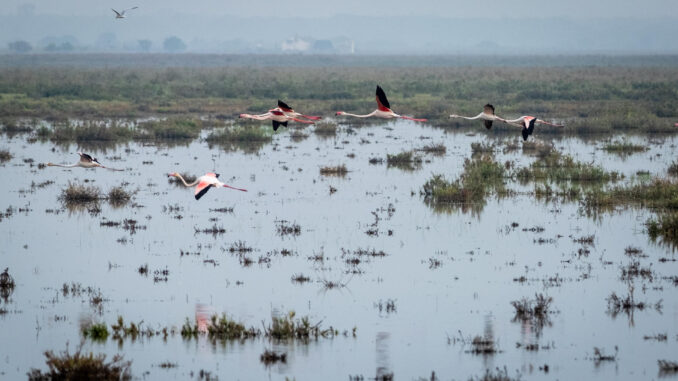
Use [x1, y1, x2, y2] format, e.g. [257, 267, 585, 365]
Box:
[168, 172, 247, 200]
[502, 116, 564, 141]
[277, 100, 321, 122]
[111, 6, 138, 19]
[239, 108, 314, 131]
[335, 86, 427, 122]
[449, 104, 506, 129]
[46, 152, 123, 171]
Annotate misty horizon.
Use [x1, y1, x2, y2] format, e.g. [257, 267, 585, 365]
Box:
[2, 1, 678, 55]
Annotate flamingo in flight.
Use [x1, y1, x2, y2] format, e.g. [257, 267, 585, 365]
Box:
[239, 107, 314, 131]
[277, 100, 321, 122]
[335, 86, 427, 122]
[111, 6, 138, 19]
[168, 172, 247, 200]
[46, 152, 123, 171]
[449, 104, 506, 130]
[502, 116, 564, 141]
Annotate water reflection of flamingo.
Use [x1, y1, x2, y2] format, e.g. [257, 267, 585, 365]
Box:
[46, 152, 123, 171]
[336, 86, 428, 122]
[449, 104, 506, 130]
[239, 108, 314, 131]
[168, 172, 247, 200]
[502, 116, 564, 141]
[195, 304, 210, 334]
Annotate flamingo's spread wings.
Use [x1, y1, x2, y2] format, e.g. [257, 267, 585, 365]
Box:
[195, 181, 213, 200]
[483, 104, 495, 115]
[79, 153, 94, 162]
[272, 120, 288, 131]
[376, 86, 391, 111]
[521, 117, 537, 141]
[277, 100, 293, 112]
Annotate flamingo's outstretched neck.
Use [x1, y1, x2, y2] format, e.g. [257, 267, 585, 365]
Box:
[102, 166, 124, 171]
[450, 113, 484, 120]
[170, 173, 199, 187]
[47, 162, 77, 168]
[223, 184, 247, 192]
[400, 115, 428, 122]
[337, 111, 377, 118]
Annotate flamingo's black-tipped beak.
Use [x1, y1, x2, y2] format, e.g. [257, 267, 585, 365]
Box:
[167, 173, 174, 177]
[335, 111, 342, 116]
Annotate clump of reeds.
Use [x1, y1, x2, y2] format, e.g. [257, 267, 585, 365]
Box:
[386, 150, 423, 170]
[27, 344, 131, 381]
[647, 213, 678, 249]
[602, 139, 648, 156]
[582, 180, 678, 215]
[511, 293, 554, 336]
[59, 182, 100, 204]
[107, 186, 131, 207]
[606, 285, 660, 318]
[228, 240, 253, 254]
[276, 220, 301, 237]
[471, 142, 495, 154]
[81, 322, 109, 341]
[620, 260, 654, 281]
[592, 346, 617, 364]
[512, 293, 553, 320]
[469, 367, 521, 381]
[206, 126, 272, 143]
[658, 360, 678, 374]
[291, 273, 311, 284]
[260, 350, 287, 365]
[421, 155, 506, 208]
[1, 268, 16, 302]
[265, 310, 335, 340]
[514, 151, 620, 183]
[320, 164, 348, 176]
[467, 335, 500, 355]
[314, 122, 338, 137]
[0, 149, 11, 163]
[419, 143, 446, 155]
[136, 117, 203, 140]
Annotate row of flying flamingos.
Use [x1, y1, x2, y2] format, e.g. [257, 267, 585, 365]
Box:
[46, 85, 563, 200]
[241, 85, 563, 141]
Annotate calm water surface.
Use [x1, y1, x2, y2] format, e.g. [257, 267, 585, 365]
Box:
[1, 120, 677, 380]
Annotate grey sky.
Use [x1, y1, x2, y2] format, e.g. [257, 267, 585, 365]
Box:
[4, 0, 678, 18]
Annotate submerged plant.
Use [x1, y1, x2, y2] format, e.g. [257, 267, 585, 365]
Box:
[59, 182, 100, 204]
[511, 293, 554, 336]
[320, 164, 348, 176]
[0, 268, 16, 303]
[27, 344, 131, 381]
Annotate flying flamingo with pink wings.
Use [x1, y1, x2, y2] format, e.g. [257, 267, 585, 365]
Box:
[168, 172, 247, 200]
[335, 86, 427, 122]
[239, 103, 316, 131]
[502, 116, 564, 141]
[276, 100, 321, 122]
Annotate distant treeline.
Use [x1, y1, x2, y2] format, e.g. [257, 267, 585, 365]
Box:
[2, 53, 678, 68]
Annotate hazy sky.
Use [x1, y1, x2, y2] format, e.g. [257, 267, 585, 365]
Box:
[4, 0, 678, 18]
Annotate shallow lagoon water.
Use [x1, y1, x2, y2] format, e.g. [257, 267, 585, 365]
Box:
[1, 120, 677, 380]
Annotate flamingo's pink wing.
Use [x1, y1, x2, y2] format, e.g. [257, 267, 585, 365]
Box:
[194, 181, 212, 200]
